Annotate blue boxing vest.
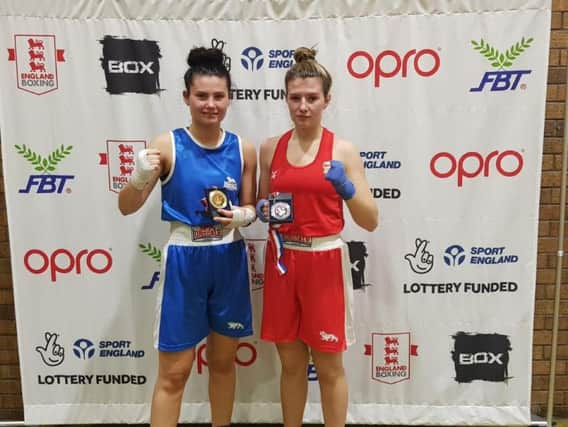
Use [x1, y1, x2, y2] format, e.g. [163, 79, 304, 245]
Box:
[161, 128, 243, 226]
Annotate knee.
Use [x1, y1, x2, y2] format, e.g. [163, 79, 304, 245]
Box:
[156, 367, 191, 394]
[316, 365, 345, 386]
[207, 351, 235, 376]
[281, 358, 309, 378]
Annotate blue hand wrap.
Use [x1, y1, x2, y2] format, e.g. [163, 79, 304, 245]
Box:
[325, 160, 355, 200]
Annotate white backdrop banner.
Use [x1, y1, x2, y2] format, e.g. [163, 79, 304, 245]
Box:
[0, 1, 551, 424]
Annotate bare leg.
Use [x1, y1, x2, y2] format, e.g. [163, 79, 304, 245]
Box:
[150, 348, 195, 427]
[207, 331, 240, 426]
[311, 349, 347, 427]
[276, 340, 310, 427]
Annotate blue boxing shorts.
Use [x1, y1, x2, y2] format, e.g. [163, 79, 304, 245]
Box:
[153, 222, 253, 351]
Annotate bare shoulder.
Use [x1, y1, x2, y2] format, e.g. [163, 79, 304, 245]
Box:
[149, 132, 171, 151]
[240, 138, 257, 156]
[333, 136, 358, 161]
[259, 135, 280, 162]
[260, 135, 279, 151]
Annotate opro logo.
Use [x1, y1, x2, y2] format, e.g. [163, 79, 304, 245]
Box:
[24, 249, 113, 282]
[196, 342, 257, 374]
[430, 150, 523, 187]
[347, 49, 440, 87]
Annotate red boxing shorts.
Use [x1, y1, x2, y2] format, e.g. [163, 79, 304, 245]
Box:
[261, 234, 355, 352]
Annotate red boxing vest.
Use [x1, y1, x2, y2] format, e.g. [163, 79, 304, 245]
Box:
[269, 128, 344, 237]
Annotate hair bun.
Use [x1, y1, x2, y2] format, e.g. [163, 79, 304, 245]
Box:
[293, 47, 317, 63]
[187, 47, 224, 68]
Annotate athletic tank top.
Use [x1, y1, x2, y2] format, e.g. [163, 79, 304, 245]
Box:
[161, 128, 243, 226]
[269, 128, 344, 236]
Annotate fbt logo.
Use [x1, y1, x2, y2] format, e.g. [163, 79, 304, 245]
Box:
[99, 140, 147, 193]
[364, 332, 419, 384]
[139, 242, 161, 290]
[24, 248, 113, 282]
[16, 144, 74, 194]
[347, 48, 440, 88]
[196, 342, 257, 374]
[430, 150, 524, 187]
[470, 37, 533, 92]
[7, 35, 66, 95]
[452, 332, 511, 383]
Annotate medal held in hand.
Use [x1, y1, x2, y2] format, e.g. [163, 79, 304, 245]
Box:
[269, 192, 293, 224]
[206, 187, 231, 218]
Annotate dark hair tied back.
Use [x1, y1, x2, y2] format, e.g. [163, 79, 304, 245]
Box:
[183, 45, 232, 92]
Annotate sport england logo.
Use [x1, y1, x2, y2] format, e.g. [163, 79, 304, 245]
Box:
[139, 242, 161, 290]
[73, 338, 95, 359]
[100, 36, 162, 94]
[444, 245, 466, 266]
[430, 150, 524, 187]
[470, 37, 533, 92]
[405, 238, 434, 274]
[347, 48, 440, 88]
[16, 144, 74, 194]
[452, 332, 511, 383]
[364, 332, 419, 384]
[98, 140, 147, 193]
[241, 47, 295, 71]
[36, 332, 64, 366]
[8, 35, 66, 95]
[73, 338, 145, 359]
[444, 244, 519, 267]
[241, 47, 264, 71]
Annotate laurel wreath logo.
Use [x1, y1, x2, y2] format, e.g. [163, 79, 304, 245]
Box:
[471, 37, 534, 69]
[14, 144, 73, 174]
[139, 243, 161, 263]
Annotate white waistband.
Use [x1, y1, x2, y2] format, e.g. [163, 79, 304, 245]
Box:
[281, 233, 343, 251]
[168, 222, 242, 246]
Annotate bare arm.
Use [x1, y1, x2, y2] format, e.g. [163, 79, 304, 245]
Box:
[335, 138, 379, 231]
[117, 133, 171, 215]
[257, 137, 278, 200]
[214, 139, 258, 226]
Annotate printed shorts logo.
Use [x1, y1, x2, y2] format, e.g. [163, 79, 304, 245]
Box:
[98, 140, 147, 193]
[8, 35, 66, 95]
[100, 36, 162, 94]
